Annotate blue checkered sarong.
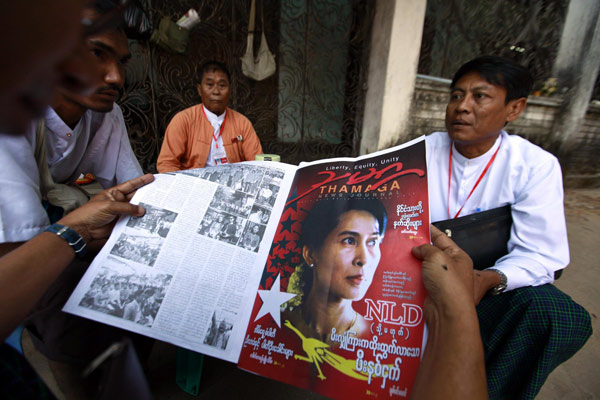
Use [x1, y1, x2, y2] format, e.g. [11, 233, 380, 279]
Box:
[477, 284, 592, 399]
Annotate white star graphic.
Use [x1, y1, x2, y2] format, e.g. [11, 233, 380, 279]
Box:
[254, 274, 296, 327]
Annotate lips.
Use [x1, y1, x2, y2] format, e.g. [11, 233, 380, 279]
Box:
[346, 275, 365, 286]
[95, 89, 119, 100]
[451, 119, 470, 126]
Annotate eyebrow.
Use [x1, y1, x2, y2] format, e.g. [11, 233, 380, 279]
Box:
[337, 231, 381, 237]
[452, 84, 492, 92]
[88, 38, 132, 63]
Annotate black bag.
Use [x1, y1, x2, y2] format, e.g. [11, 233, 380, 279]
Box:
[433, 205, 512, 270]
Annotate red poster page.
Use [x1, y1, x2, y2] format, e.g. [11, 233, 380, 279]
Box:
[238, 138, 429, 399]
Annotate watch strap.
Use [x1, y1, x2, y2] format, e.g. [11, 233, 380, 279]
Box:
[487, 268, 507, 296]
[44, 223, 87, 258]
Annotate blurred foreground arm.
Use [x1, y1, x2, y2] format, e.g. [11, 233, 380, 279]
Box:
[410, 226, 487, 400]
[0, 174, 154, 340]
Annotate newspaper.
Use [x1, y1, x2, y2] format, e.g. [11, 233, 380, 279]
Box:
[64, 136, 430, 397]
[64, 161, 297, 362]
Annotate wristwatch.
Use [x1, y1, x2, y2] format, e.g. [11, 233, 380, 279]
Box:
[44, 223, 87, 258]
[487, 268, 507, 296]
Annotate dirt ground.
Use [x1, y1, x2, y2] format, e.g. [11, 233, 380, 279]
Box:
[537, 189, 600, 400]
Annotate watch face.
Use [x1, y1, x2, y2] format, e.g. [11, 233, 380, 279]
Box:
[488, 269, 507, 296]
[490, 283, 507, 296]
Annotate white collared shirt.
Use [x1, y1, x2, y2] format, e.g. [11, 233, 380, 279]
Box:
[426, 130, 569, 291]
[203, 105, 227, 166]
[0, 132, 45, 242]
[44, 105, 142, 188]
[0, 105, 142, 242]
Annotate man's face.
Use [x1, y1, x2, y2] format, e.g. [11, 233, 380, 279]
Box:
[59, 14, 131, 113]
[445, 71, 517, 150]
[0, 0, 97, 133]
[197, 69, 231, 115]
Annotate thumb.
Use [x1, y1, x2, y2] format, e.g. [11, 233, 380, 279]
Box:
[412, 243, 443, 263]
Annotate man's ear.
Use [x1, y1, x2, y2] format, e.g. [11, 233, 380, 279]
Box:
[302, 245, 315, 266]
[196, 84, 202, 98]
[505, 97, 527, 123]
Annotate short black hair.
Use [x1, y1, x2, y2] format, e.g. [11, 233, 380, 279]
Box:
[300, 197, 387, 252]
[451, 56, 533, 103]
[82, 0, 127, 38]
[198, 61, 231, 84]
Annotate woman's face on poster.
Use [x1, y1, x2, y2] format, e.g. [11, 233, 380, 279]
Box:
[310, 210, 383, 301]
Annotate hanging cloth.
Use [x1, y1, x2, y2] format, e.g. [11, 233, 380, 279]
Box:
[240, 0, 276, 81]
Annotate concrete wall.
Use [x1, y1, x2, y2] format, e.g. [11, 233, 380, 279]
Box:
[359, 0, 427, 154]
[408, 75, 600, 188]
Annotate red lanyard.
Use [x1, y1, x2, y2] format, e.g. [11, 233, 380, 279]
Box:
[447, 136, 502, 219]
[202, 106, 227, 148]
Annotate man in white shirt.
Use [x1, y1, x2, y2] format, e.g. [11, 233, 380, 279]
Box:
[0, 5, 142, 254]
[426, 55, 591, 399]
[0, 1, 151, 376]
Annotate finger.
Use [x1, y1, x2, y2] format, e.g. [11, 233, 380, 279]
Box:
[430, 225, 459, 253]
[430, 225, 472, 263]
[104, 201, 146, 217]
[111, 174, 155, 197]
[412, 242, 445, 263]
[104, 189, 120, 202]
[91, 187, 128, 203]
[90, 190, 112, 202]
[110, 188, 129, 202]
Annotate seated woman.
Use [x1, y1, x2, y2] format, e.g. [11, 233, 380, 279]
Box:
[285, 197, 387, 345]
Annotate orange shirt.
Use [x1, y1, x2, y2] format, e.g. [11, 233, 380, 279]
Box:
[157, 104, 263, 172]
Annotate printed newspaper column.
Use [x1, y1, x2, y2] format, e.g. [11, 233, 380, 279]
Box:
[237, 138, 429, 399]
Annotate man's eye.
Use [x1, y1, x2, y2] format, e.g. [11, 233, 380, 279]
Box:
[475, 93, 486, 99]
[92, 48, 102, 58]
[450, 93, 462, 101]
[342, 237, 356, 245]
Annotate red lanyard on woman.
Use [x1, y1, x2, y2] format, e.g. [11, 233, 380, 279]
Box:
[202, 106, 228, 148]
[447, 136, 502, 219]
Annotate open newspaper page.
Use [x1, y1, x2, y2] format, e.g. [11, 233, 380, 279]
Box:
[237, 137, 429, 399]
[63, 161, 298, 363]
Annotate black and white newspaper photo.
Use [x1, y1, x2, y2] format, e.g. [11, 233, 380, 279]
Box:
[78, 260, 171, 327]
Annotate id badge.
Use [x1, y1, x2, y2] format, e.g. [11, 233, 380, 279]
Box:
[213, 146, 228, 165]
